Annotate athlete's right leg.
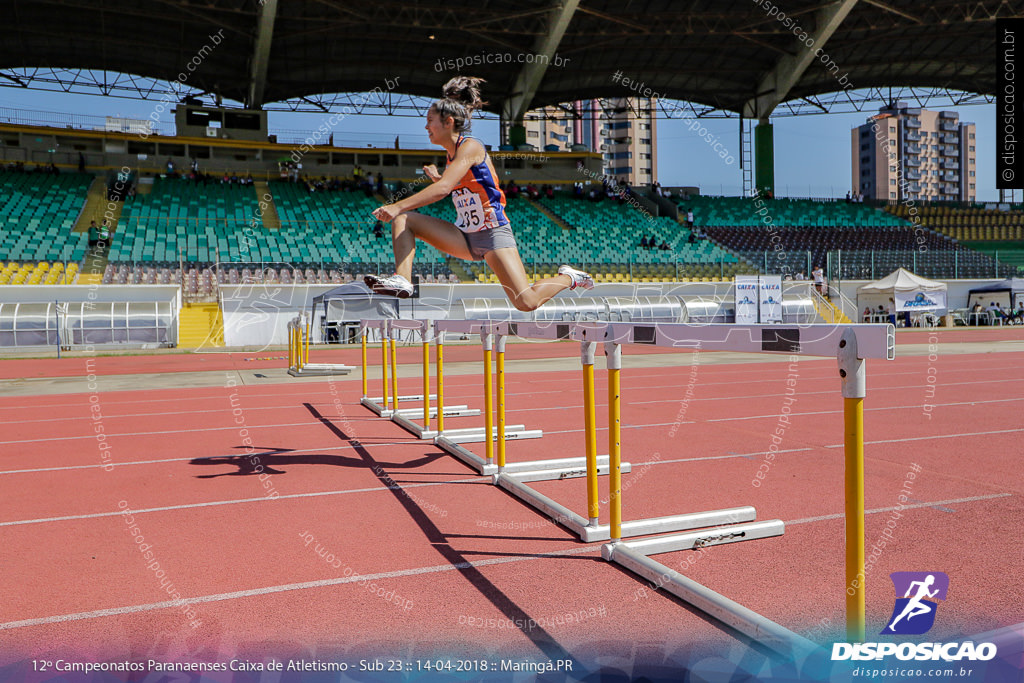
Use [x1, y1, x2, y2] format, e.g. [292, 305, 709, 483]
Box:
[391, 212, 473, 280]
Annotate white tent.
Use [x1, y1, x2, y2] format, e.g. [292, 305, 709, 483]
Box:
[857, 268, 947, 313]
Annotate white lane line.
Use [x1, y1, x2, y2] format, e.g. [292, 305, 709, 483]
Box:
[0, 421, 364, 447]
[0, 441, 416, 475]
[0, 544, 599, 631]
[0, 477, 488, 528]
[824, 427, 1024, 448]
[4, 358, 1021, 412]
[703, 397, 1023, 422]
[1, 492, 1011, 632]
[784, 493, 1012, 525]
[5, 374, 1017, 430]
[5, 403, 1021, 476]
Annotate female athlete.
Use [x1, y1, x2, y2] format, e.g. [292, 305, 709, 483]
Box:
[365, 76, 593, 310]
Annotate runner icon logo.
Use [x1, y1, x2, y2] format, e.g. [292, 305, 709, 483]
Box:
[881, 571, 949, 635]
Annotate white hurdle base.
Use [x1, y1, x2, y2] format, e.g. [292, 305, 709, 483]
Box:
[361, 394, 437, 418]
[602, 526, 815, 659]
[435, 434, 590, 477]
[497, 454, 631, 482]
[391, 407, 481, 439]
[438, 426, 544, 445]
[495, 470, 761, 543]
[288, 363, 353, 377]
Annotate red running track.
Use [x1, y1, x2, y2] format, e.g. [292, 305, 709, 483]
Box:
[0, 338, 1021, 672]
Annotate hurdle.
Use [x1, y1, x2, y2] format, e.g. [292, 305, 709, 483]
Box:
[385, 319, 481, 438]
[360, 319, 433, 418]
[467, 320, 766, 543]
[286, 314, 352, 377]
[429, 319, 553, 476]
[579, 321, 894, 653]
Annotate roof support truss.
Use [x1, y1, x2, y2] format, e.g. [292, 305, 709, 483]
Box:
[742, 0, 860, 120]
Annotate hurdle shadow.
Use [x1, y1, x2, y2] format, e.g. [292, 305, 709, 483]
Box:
[303, 401, 574, 664]
[602, 560, 781, 661]
[189, 446, 444, 478]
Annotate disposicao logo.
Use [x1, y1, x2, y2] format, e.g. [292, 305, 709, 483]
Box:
[831, 571, 998, 663]
[882, 571, 948, 635]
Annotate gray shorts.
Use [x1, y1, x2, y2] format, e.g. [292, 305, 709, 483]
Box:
[462, 223, 518, 260]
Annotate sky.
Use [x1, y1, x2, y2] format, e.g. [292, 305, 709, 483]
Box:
[1, 87, 998, 201]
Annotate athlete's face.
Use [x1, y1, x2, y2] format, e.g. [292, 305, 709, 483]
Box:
[425, 108, 453, 144]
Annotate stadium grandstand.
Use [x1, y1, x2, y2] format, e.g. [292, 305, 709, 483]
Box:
[0, 0, 1015, 349]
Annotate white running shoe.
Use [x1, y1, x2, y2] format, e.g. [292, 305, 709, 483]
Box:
[558, 265, 595, 291]
[364, 273, 414, 298]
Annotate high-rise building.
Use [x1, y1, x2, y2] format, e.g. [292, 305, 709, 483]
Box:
[523, 98, 657, 186]
[852, 103, 976, 202]
[597, 97, 657, 187]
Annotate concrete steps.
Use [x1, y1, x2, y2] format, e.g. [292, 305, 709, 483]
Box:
[178, 302, 225, 348]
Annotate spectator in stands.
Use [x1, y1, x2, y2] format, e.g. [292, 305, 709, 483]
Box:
[686, 209, 694, 231]
[87, 220, 99, 248]
[658, 240, 670, 251]
[544, 184, 554, 199]
[862, 307, 872, 322]
[640, 236, 650, 249]
[1012, 301, 1024, 324]
[373, 220, 385, 239]
[687, 230, 696, 244]
[812, 265, 825, 294]
[376, 172, 385, 195]
[989, 302, 1005, 323]
[78, 153, 86, 173]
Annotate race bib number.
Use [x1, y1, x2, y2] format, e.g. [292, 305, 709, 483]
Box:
[452, 188, 487, 232]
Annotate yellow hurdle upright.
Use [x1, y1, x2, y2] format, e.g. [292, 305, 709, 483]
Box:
[381, 325, 389, 408]
[496, 333, 506, 470]
[483, 331, 494, 465]
[361, 327, 368, 397]
[845, 396, 866, 641]
[422, 331, 431, 429]
[838, 327, 868, 642]
[435, 329, 445, 433]
[582, 341, 599, 524]
[606, 342, 623, 543]
[389, 331, 398, 411]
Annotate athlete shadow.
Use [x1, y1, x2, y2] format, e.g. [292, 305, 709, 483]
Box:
[190, 446, 443, 478]
[302, 401, 575, 664]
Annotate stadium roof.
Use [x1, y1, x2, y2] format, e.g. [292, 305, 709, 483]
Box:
[2, 0, 1013, 120]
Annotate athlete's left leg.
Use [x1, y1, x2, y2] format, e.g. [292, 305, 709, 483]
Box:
[484, 248, 573, 312]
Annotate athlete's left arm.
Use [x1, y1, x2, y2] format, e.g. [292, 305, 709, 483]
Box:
[372, 140, 484, 222]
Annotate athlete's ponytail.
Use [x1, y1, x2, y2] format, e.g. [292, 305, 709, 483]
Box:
[433, 77, 487, 133]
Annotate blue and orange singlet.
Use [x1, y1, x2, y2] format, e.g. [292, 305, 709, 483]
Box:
[447, 135, 509, 232]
